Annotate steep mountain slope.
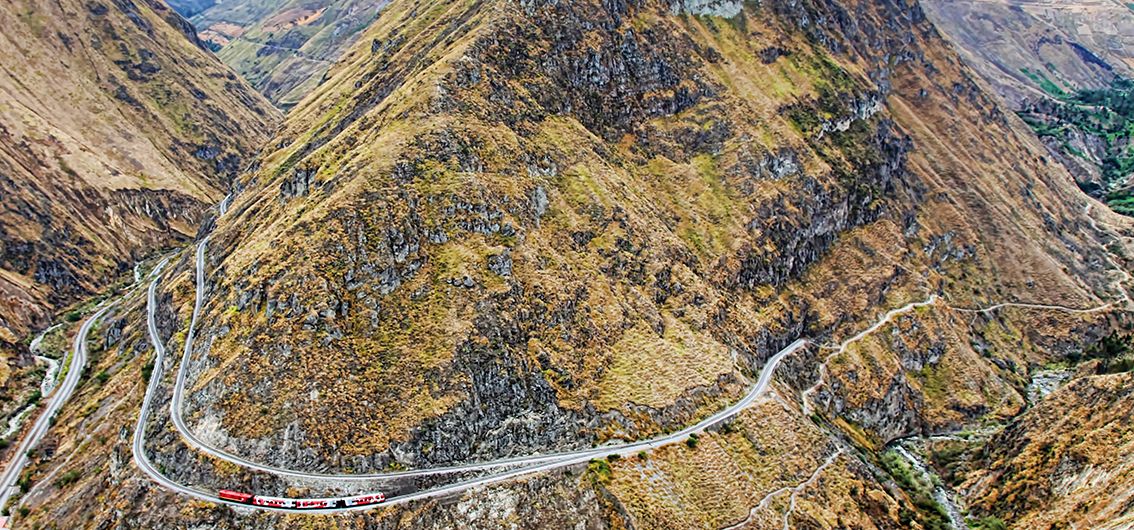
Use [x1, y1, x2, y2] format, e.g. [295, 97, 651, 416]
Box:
[964, 368, 1134, 528]
[9, 0, 1133, 528]
[165, 0, 215, 18]
[922, 0, 1134, 105]
[186, 0, 1114, 471]
[186, 0, 388, 108]
[921, 0, 1134, 205]
[0, 0, 278, 430]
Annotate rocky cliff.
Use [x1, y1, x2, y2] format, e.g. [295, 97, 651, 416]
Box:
[182, 0, 1113, 472]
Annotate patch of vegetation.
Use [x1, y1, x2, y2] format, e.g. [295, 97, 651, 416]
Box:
[1019, 114, 1066, 140]
[880, 450, 951, 530]
[141, 360, 154, 383]
[1085, 333, 1134, 374]
[55, 469, 82, 487]
[587, 458, 613, 484]
[783, 48, 863, 135]
[1019, 77, 1134, 214]
[927, 441, 979, 488]
[967, 516, 1008, 530]
[17, 471, 32, 493]
[1020, 68, 1067, 98]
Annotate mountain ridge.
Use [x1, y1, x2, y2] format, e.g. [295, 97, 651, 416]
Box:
[6, 0, 1134, 528]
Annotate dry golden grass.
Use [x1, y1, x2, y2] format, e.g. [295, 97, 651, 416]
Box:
[604, 394, 906, 529]
[596, 316, 734, 410]
[606, 396, 833, 528]
[965, 372, 1134, 529]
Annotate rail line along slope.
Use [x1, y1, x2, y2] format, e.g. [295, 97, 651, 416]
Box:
[0, 0, 280, 424]
[11, 0, 1134, 527]
[130, 245, 813, 512]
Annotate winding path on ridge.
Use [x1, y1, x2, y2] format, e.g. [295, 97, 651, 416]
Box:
[0, 303, 113, 509]
[6, 196, 1129, 516]
[800, 204, 1134, 418]
[132, 193, 1134, 513]
[135, 238, 809, 512]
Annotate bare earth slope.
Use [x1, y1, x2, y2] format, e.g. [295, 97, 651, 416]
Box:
[921, 0, 1134, 105]
[0, 0, 278, 425]
[8, 0, 1134, 528]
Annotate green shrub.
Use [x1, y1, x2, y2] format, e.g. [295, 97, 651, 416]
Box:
[141, 361, 154, 383]
[881, 450, 950, 530]
[968, 516, 1007, 530]
[587, 458, 613, 484]
[17, 471, 32, 493]
[55, 469, 81, 487]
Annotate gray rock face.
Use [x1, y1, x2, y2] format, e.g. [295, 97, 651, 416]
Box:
[668, 0, 742, 17]
[280, 167, 316, 200]
[730, 119, 910, 290]
[0, 183, 202, 310]
[487, 251, 513, 277]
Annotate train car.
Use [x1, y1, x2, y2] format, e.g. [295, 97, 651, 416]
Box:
[294, 498, 341, 509]
[217, 490, 386, 510]
[343, 493, 386, 506]
[252, 496, 295, 509]
[218, 490, 254, 504]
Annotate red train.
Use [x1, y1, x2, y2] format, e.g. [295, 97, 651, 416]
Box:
[218, 490, 386, 509]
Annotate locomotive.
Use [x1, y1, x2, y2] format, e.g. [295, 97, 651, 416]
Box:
[218, 490, 386, 509]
